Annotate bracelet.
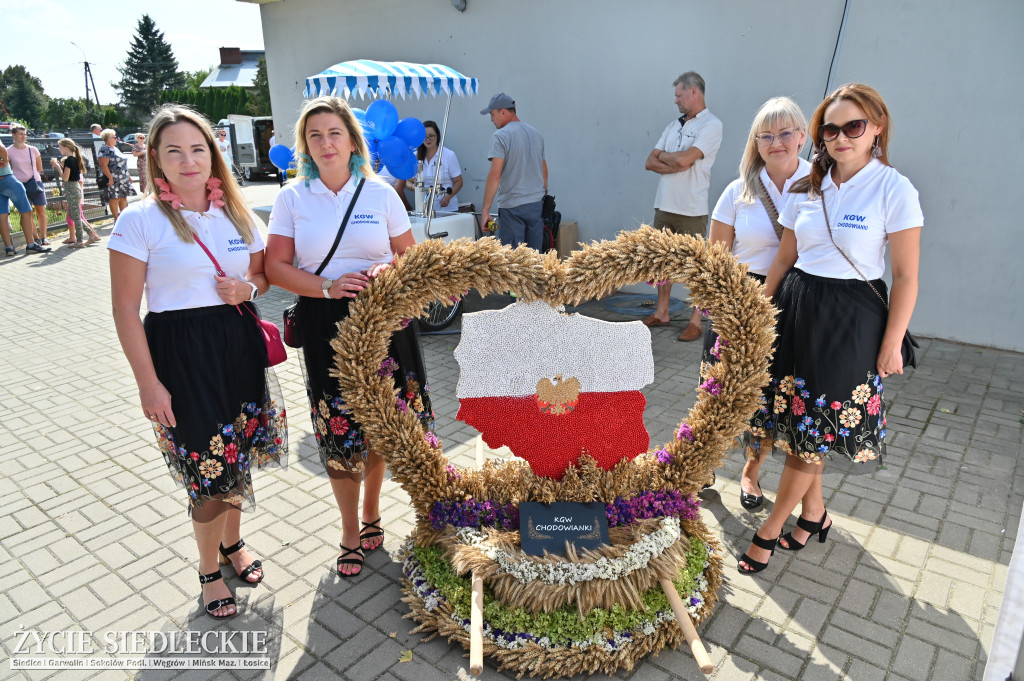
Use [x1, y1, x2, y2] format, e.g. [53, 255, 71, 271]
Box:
[247, 281, 259, 300]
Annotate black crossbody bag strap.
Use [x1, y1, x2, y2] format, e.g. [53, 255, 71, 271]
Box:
[314, 178, 366, 277]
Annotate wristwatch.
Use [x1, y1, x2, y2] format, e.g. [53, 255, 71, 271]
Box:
[247, 281, 259, 300]
[321, 279, 334, 299]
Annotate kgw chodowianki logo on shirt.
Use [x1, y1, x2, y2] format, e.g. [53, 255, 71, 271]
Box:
[454, 302, 654, 479]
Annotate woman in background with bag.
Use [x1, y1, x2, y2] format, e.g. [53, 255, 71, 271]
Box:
[700, 96, 810, 511]
[266, 97, 434, 578]
[97, 129, 137, 222]
[109, 105, 288, 618]
[737, 83, 922, 573]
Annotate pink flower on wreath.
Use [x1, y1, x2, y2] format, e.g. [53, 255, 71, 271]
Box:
[700, 377, 722, 395]
[223, 442, 238, 464]
[866, 394, 882, 415]
[676, 423, 695, 442]
[791, 395, 806, 416]
[329, 416, 349, 436]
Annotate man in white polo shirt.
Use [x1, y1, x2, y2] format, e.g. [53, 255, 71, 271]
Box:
[644, 71, 723, 341]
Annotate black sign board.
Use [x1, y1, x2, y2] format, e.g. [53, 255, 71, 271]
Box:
[519, 502, 610, 556]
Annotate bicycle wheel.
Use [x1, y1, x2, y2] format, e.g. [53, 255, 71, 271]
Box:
[419, 299, 462, 331]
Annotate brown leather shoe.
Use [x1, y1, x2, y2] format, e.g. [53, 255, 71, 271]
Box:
[678, 322, 703, 341]
[642, 314, 671, 327]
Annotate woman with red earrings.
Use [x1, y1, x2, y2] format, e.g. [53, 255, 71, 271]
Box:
[108, 105, 289, 618]
[737, 84, 923, 574]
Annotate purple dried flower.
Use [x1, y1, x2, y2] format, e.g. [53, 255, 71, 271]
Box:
[655, 448, 673, 464]
[399, 317, 411, 329]
[700, 377, 722, 395]
[697, 307, 711, 318]
[424, 431, 440, 448]
[676, 422, 695, 442]
[444, 463, 461, 481]
[378, 356, 399, 377]
[395, 397, 408, 413]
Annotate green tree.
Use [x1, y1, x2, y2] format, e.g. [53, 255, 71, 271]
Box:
[114, 14, 186, 119]
[248, 58, 272, 116]
[184, 68, 213, 90]
[44, 97, 92, 131]
[0, 65, 47, 129]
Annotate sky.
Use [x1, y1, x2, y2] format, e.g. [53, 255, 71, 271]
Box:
[3, 0, 265, 106]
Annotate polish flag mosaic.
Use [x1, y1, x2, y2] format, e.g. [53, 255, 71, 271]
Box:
[454, 302, 655, 479]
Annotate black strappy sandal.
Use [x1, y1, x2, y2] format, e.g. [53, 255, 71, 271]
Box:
[737, 530, 779, 574]
[360, 517, 384, 551]
[778, 510, 831, 551]
[337, 544, 364, 577]
[219, 538, 264, 585]
[199, 569, 236, 619]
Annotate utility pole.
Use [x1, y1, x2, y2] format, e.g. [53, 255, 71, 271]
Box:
[71, 42, 102, 109]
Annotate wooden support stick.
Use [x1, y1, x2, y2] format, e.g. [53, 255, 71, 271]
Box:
[469, 571, 484, 675]
[659, 577, 714, 674]
[469, 438, 485, 675]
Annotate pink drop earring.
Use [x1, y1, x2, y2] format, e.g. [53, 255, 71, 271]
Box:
[153, 177, 184, 210]
[206, 177, 226, 209]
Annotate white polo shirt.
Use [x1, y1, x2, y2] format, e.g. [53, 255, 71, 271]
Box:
[107, 198, 264, 312]
[779, 160, 923, 280]
[711, 158, 811, 275]
[268, 175, 410, 279]
[653, 108, 723, 217]
[421, 146, 462, 212]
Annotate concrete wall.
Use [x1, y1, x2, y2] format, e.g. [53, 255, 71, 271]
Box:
[257, 0, 1024, 351]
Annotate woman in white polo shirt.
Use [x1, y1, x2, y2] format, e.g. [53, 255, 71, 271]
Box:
[109, 105, 288, 617]
[738, 84, 922, 573]
[265, 97, 435, 578]
[701, 96, 810, 512]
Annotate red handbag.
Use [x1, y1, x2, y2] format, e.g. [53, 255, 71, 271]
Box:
[193, 235, 287, 368]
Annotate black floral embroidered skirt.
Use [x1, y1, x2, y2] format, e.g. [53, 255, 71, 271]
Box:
[145, 303, 289, 511]
[750, 268, 889, 472]
[296, 296, 435, 474]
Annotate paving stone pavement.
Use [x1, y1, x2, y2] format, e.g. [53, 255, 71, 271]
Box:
[1, 180, 1022, 680]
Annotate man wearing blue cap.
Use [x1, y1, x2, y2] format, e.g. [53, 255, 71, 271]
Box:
[480, 93, 547, 250]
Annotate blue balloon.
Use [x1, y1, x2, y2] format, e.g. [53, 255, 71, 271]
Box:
[388, 147, 418, 180]
[365, 100, 398, 140]
[269, 144, 293, 170]
[394, 117, 426, 148]
[379, 136, 408, 169]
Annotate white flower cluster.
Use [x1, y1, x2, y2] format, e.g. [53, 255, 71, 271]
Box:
[455, 517, 682, 585]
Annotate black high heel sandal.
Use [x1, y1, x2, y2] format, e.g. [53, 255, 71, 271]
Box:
[737, 530, 779, 574]
[778, 510, 831, 551]
[359, 517, 384, 551]
[740, 479, 765, 511]
[199, 569, 236, 619]
[337, 544, 364, 577]
[219, 538, 264, 585]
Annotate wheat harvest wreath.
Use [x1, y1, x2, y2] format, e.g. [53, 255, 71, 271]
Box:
[330, 226, 776, 678]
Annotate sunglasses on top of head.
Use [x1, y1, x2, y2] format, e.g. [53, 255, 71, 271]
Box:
[819, 119, 868, 142]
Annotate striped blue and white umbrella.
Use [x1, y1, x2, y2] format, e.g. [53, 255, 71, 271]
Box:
[303, 60, 478, 100]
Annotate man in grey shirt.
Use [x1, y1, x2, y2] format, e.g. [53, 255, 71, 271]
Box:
[480, 93, 548, 250]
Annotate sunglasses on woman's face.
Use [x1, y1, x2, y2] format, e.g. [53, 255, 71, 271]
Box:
[820, 119, 868, 142]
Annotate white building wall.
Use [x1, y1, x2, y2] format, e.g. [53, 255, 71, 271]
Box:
[257, 0, 1024, 351]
